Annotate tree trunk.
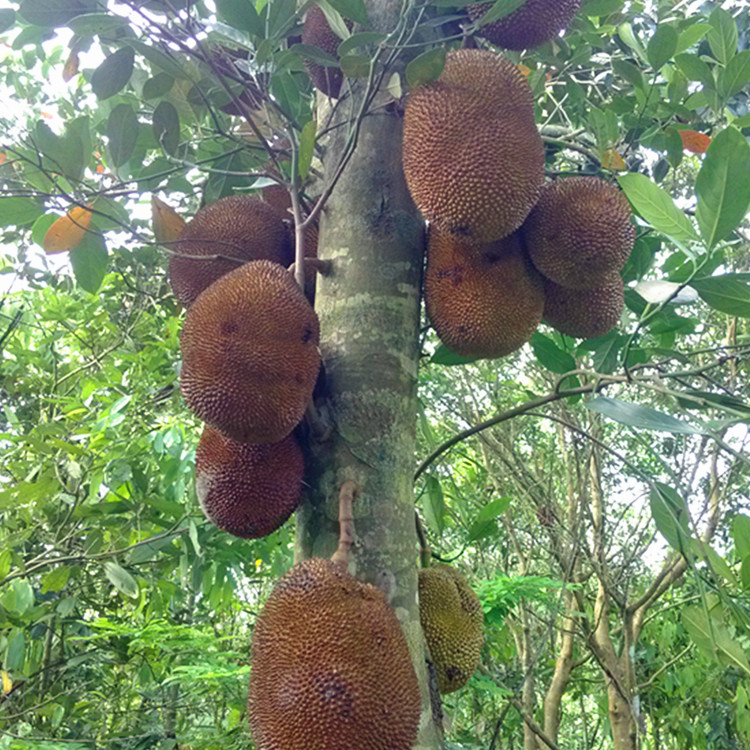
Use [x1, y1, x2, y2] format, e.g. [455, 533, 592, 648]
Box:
[294, 4, 443, 747]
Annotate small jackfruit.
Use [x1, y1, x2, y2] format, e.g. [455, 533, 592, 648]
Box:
[543, 275, 624, 339]
[168, 195, 292, 307]
[468, 0, 582, 51]
[180, 260, 320, 445]
[523, 177, 635, 290]
[248, 558, 421, 750]
[403, 49, 544, 242]
[301, 4, 348, 98]
[195, 426, 304, 538]
[419, 564, 484, 694]
[425, 227, 544, 359]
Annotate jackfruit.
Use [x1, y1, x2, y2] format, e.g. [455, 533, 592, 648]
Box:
[248, 557, 421, 750]
[180, 260, 320, 444]
[523, 177, 635, 290]
[425, 226, 544, 359]
[543, 275, 624, 339]
[168, 195, 292, 307]
[301, 4, 348, 98]
[468, 0, 582, 51]
[419, 564, 484, 694]
[195, 426, 304, 538]
[403, 49, 544, 242]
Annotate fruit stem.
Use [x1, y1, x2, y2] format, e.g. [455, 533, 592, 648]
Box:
[331, 480, 358, 568]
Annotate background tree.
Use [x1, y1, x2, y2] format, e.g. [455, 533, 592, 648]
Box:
[1, 0, 749, 748]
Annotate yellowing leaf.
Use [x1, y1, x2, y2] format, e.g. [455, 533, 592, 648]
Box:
[680, 129, 711, 154]
[517, 63, 531, 77]
[602, 149, 627, 170]
[63, 49, 79, 82]
[1, 670, 12, 695]
[151, 195, 186, 245]
[43, 204, 94, 254]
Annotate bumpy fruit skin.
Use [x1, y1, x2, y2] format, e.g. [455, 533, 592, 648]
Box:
[248, 558, 421, 750]
[543, 275, 624, 339]
[195, 427, 304, 538]
[403, 49, 544, 243]
[468, 0, 582, 50]
[419, 565, 484, 694]
[169, 195, 292, 307]
[180, 260, 320, 444]
[523, 177, 635, 290]
[301, 4, 346, 97]
[425, 227, 544, 359]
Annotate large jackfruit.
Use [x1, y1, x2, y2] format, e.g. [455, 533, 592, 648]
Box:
[425, 227, 544, 359]
[248, 558, 421, 749]
[403, 49, 544, 243]
[468, 0, 582, 51]
[180, 260, 320, 444]
[419, 564, 484, 694]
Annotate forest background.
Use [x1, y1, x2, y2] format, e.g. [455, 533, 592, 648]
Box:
[0, 0, 750, 748]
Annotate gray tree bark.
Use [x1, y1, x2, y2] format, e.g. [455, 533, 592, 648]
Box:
[294, 3, 444, 747]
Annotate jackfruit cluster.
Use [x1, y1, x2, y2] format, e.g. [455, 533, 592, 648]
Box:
[248, 558, 421, 749]
[419, 565, 484, 694]
[468, 0, 582, 51]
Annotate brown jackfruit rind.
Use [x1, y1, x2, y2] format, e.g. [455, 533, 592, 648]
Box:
[468, 0, 582, 51]
[169, 195, 293, 307]
[195, 427, 304, 539]
[425, 228, 544, 359]
[180, 260, 320, 445]
[403, 49, 544, 242]
[419, 565, 484, 694]
[248, 558, 421, 750]
[523, 177, 636, 290]
[301, 4, 346, 97]
[543, 276, 624, 339]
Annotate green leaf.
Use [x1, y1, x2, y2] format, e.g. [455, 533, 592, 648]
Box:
[612, 58, 646, 91]
[129, 534, 176, 564]
[298, 120, 316, 179]
[695, 128, 750, 250]
[107, 103, 138, 167]
[475, 0, 526, 27]
[5, 630, 25, 671]
[719, 50, 750, 99]
[531, 332, 576, 374]
[692, 274, 750, 318]
[647, 24, 678, 70]
[216, 0, 261, 34]
[586, 396, 701, 434]
[733, 515, 750, 560]
[103, 561, 139, 598]
[674, 53, 714, 88]
[686, 539, 735, 584]
[675, 22, 711, 54]
[423, 475, 445, 535]
[19, 0, 96, 27]
[153, 101, 180, 156]
[90, 46, 135, 99]
[337, 32, 386, 57]
[292, 43, 339, 66]
[406, 47, 446, 88]
[650, 482, 692, 552]
[0, 549, 11, 579]
[581, 0, 623, 16]
[430, 344, 477, 366]
[618, 172, 697, 243]
[683, 606, 750, 676]
[707, 7, 737, 65]
[0, 8, 16, 33]
[128, 40, 186, 79]
[69, 232, 108, 294]
[339, 54, 371, 78]
[35, 118, 89, 182]
[0, 198, 42, 227]
[42, 566, 72, 593]
[143, 73, 175, 100]
[326, 0, 367, 25]
[66, 12, 131, 35]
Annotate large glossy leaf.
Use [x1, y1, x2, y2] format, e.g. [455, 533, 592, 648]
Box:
[103, 561, 139, 598]
[695, 128, 750, 250]
[431, 344, 477, 366]
[216, 0, 262, 34]
[647, 24, 678, 70]
[423, 475, 445, 535]
[733, 515, 750, 560]
[586, 396, 701, 434]
[719, 50, 750, 98]
[683, 605, 750, 676]
[618, 173, 697, 243]
[19, 0, 97, 27]
[91, 46, 135, 99]
[531, 332, 576, 374]
[650, 482, 692, 552]
[475, 0, 526, 26]
[691, 274, 750, 318]
[107, 103, 138, 167]
[706, 7, 737, 65]
[406, 47, 446, 88]
[0, 198, 42, 227]
[69, 232, 108, 293]
[152, 101, 180, 156]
